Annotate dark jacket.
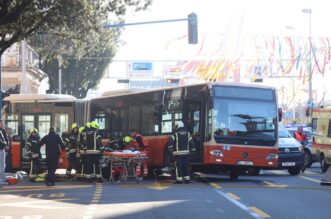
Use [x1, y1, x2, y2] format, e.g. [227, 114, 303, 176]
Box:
[168, 127, 196, 156]
[0, 128, 8, 150]
[39, 131, 65, 157]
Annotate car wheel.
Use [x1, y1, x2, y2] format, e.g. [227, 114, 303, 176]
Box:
[288, 168, 301, 175]
[304, 150, 313, 168]
[320, 154, 329, 173]
[247, 168, 260, 176]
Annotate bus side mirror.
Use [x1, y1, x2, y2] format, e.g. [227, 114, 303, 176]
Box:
[278, 108, 282, 122]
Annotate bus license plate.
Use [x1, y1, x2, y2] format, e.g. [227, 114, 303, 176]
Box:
[282, 162, 295, 166]
[238, 161, 253, 166]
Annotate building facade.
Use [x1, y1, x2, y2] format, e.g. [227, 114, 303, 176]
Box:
[2, 41, 46, 94]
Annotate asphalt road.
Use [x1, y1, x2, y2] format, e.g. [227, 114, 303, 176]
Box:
[0, 164, 330, 219]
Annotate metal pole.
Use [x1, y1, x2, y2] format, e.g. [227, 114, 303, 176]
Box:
[21, 40, 26, 93]
[308, 11, 313, 106]
[58, 57, 62, 94]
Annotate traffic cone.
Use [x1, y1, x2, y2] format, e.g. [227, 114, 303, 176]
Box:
[143, 161, 148, 177]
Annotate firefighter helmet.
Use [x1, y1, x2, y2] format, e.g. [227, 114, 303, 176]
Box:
[123, 136, 131, 143]
[90, 121, 99, 129]
[79, 127, 85, 133]
[28, 127, 38, 135]
[71, 123, 79, 130]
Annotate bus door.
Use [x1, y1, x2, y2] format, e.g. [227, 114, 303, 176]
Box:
[21, 114, 51, 161]
[184, 101, 202, 163]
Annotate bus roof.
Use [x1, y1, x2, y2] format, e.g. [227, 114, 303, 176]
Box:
[96, 82, 276, 100]
[4, 94, 76, 102]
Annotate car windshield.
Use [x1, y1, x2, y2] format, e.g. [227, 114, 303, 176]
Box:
[279, 124, 291, 138]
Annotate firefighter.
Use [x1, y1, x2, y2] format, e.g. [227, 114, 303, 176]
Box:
[168, 121, 196, 184]
[79, 122, 91, 180]
[84, 121, 104, 181]
[26, 128, 42, 181]
[63, 123, 81, 178]
[129, 130, 149, 178]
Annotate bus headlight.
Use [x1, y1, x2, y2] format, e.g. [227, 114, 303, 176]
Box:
[209, 150, 224, 157]
[266, 153, 278, 160]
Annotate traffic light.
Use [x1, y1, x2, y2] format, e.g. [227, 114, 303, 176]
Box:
[188, 13, 198, 44]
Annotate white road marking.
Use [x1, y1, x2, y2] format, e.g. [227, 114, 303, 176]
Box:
[215, 190, 262, 219]
[299, 175, 321, 183]
[0, 200, 70, 209]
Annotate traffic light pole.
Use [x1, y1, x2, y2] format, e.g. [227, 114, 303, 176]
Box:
[103, 13, 198, 44]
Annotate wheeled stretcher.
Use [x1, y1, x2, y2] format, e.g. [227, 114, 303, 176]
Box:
[102, 151, 148, 183]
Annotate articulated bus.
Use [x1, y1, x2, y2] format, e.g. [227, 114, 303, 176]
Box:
[90, 83, 279, 179]
[3, 83, 279, 179]
[2, 94, 88, 170]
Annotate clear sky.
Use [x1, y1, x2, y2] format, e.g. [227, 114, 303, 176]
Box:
[93, 0, 331, 104]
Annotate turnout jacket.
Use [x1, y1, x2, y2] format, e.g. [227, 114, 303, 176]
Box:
[63, 131, 80, 154]
[168, 127, 196, 156]
[26, 135, 41, 158]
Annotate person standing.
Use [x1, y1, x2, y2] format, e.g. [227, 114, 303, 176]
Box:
[168, 121, 196, 184]
[0, 120, 9, 185]
[294, 126, 308, 145]
[129, 129, 149, 177]
[39, 127, 65, 186]
[26, 128, 41, 181]
[5, 127, 12, 173]
[63, 123, 81, 177]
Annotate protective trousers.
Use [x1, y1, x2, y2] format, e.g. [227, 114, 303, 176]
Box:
[46, 155, 59, 184]
[175, 155, 190, 182]
[30, 157, 41, 177]
[66, 154, 81, 175]
[92, 154, 102, 179]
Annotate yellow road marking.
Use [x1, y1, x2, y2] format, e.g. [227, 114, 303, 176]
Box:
[299, 175, 321, 183]
[209, 183, 222, 188]
[226, 193, 241, 200]
[91, 200, 99, 203]
[49, 193, 65, 198]
[27, 194, 43, 198]
[249, 207, 271, 218]
[263, 181, 287, 188]
[0, 185, 93, 193]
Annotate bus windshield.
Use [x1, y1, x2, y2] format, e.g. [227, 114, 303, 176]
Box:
[213, 86, 277, 146]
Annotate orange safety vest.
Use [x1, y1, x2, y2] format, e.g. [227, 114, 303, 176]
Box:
[294, 131, 307, 142]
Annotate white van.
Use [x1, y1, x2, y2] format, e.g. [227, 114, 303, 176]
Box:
[278, 124, 305, 175]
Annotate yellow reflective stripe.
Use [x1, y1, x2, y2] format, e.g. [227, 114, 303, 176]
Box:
[175, 161, 178, 179]
[173, 150, 190, 155]
[175, 133, 179, 151]
[30, 161, 33, 175]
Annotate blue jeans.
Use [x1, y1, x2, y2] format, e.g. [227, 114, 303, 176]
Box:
[0, 149, 6, 182]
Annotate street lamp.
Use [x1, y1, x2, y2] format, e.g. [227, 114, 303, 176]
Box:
[302, 8, 313, 112]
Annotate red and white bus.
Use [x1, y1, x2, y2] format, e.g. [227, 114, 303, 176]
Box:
[3, 83, 279, 178]
[90, 82, 279, 179]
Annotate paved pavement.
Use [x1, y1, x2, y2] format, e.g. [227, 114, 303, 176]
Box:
[0, 164, 330, 219]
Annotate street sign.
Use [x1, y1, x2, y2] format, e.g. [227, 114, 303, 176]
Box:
[127, 61, 153, 79]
